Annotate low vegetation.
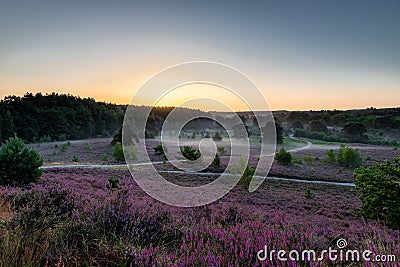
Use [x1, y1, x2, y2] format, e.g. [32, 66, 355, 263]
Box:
[180, 146, 201, 161]
[113, 142, 138, 162]
[212, 154, 221, 167]
[275, 147, 292, 166]
[153, 142, 167, 156]
[217, 145, 226, 155]
[112, 142, 125, 161]
[212, 132, 222, 141]
[323, 145, 362, 168]
[0, 169, 397, 266]
[337, 145, 362, 168]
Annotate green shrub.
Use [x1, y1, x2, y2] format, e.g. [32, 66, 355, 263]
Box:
[293, 128, 347, 142]
[180, 146, 201, 161]
[0, 136, 43, 186]
[212, 154, 221, 166]
[106, 177, 120, 189]
[212, 132, 222, 141]
[275, 147, 292, 166]
[326, 149, 336, 163]
[154, 143, 167, 156]
[72, 155, 79, 162]
[60, 143, 68, 152]
[302, 154, 314, 164]
[112, 142, 125, 161]
[239, 164, 255, 188]
[217, 145, 226, 155]
[112, 142, 138, 162]
[38, 135, 51, 143]
[304, 189, 315, 199]
[86, 143, 92, 152]
[292, 157, 302, 164]
[355, 156, 400, 228]
[124, 144, 138, 161]
[101, 154, 108, 161]
[337, 145, 362, 168]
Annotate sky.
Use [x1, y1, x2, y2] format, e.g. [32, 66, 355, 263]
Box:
[0, 0, 399, 111]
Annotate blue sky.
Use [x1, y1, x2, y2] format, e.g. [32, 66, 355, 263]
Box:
[0, 0, 399, 110]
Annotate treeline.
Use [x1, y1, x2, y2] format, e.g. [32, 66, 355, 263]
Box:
[0, 93, 125, 143]
[284, 107, 400, 145]
[285, 108, 400, 129]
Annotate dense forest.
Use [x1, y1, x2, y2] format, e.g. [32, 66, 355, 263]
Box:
[1, 92, 399, 146]
[0, 93, 216, 144]
[0, 93, 126, 143]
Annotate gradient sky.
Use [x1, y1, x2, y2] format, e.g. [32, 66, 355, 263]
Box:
[0, 0, 399, 111]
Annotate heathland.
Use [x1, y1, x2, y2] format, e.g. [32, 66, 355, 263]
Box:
[0, 93, 399, 266]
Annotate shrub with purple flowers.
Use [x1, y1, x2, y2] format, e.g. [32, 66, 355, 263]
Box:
[0, 168, 398, 266]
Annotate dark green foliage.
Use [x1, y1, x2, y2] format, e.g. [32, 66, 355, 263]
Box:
[343, 122, 367, 142]
[60, 143, 68, 152]
[0, 136, 43, 186]
[304, 189, 315, 199]
[292, 157, 302, 164]
[337, 145, 362, 168]
[154, 143, 167, 156]
[331, 113, 356, 126]
[285, 111, 310, 124]
[0, 110, 15, 143]
[294, 129, 346, 143]
[217, 145, 226, 155]
[302, 154, 314, 164]
[355, 156, 400, 228]
[180, 146, 201, 161]
[212, 132, 222, 141]
[308, 119, 328, 133]
[291, 120, 304, 129]
[375, 116, 397, 128]
[275, 147, 292, 166]
[112, 142, 125, 161]
[0, 92, 124, 142]
[72, 155, 79, 162]
[212, 154, 221, 166]
[106, 177, 120, 189]
[261, 120, 283, 144]
[238, 164, 255, 188]
[38, 134, 52, 143]
[112, 127, 122, 145]
[361, 115, 376, 128]
[86, 143, 92, 152]
[275, 122, 283, 144]
[326, 149, 336, 163]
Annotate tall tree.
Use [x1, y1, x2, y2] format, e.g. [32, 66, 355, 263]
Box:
[0, 110, 15, 143]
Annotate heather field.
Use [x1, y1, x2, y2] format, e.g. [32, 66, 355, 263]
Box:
[0, 168, 399, 266]
[3, 138, 400, 266]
